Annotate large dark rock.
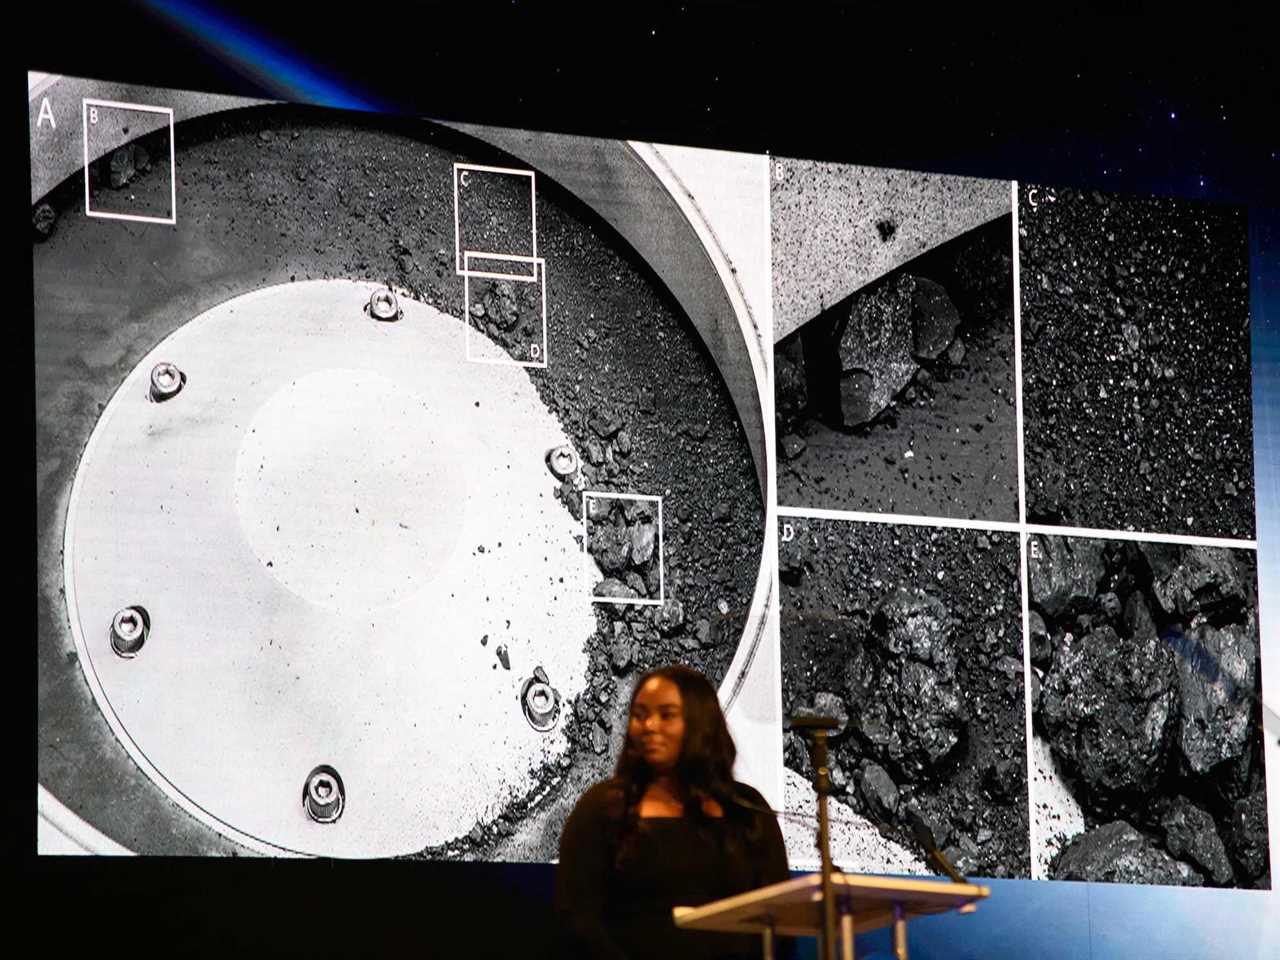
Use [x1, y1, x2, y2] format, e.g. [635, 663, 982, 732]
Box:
[1175, 616, 1258, 775]
[1160, 796, 1234, 885]
[775, 341, 808, 423]
[845, 589, 966, 778]
[858, 762, 900, 823]
[1039, 624, 1176, 804]
[837, 273, 918, 426]
[1054, 821, 1203, 885]
[909, 276, 961, 361]
[1224, 787, 1270, 882]
[1028, 610, 1051, 668]
[630, 522, 657, 567]
[32, 202, 57, 241]
[590, 522, 631, 575]
[1148, 546, 1251, 621]
[873, 588, 958, 678]
[654, 599, 685, 636]
[1028, 536, 1106, 618]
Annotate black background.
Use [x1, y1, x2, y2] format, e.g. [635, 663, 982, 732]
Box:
[15, 3, 1277, 956]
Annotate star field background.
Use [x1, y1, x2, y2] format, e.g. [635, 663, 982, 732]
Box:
[15, 4, 1280, 958]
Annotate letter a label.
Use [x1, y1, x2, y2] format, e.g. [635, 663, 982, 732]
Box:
[37, 97, 55, 129]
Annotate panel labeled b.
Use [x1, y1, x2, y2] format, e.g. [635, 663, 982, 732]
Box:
[83, 99, 175, 224]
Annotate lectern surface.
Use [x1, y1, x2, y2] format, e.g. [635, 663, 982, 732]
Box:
[673, 872, 990, 939]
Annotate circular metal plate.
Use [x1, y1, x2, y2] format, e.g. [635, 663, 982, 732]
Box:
[65, 279, 595, 857]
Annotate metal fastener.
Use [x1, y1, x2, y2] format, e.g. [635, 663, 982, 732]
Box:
[521, 672, 560, 732]
[149, 363, 184, 402]
[110, 606, 149, 658]
[546, 445, 579, 481]
[368, 288, 401, 322]
[303, 765, 345, 823]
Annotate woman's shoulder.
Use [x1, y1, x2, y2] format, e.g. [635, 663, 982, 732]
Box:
[727, 781, 778, 821]
[569, 777, 628, 820]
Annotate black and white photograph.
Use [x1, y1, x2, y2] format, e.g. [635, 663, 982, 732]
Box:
[778, 517, 1030, 879]
[1019, 184, 1254, 539]
[1029, 533, 1270, 887]
[33, 75, 779, 859]
[772, 160, 1018, 522]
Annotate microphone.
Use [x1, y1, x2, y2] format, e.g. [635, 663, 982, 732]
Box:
[905, 808, 968, 884]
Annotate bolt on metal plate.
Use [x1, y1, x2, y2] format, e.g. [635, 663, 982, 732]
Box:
[303, 765, 345, 823]
[110, 605, 149, 658]
[521, 673, 560, 732]
[367, 288, 401, 322]
[546, 445, 579, 481]
[149, 363, 184, 402]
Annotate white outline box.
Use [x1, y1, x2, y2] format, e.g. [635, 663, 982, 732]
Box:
[453, 162, 537, 280]
[82, 98, 176, 225]
[463, 253, 548, 369]
[582, 492, 665, 607]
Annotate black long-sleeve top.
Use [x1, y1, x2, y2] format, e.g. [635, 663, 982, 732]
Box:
[554, 778, 795, 960]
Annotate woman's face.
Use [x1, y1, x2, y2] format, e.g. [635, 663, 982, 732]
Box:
[628, 675, 685, 773]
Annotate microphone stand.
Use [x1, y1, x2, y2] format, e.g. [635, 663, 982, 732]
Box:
[791, 716, 840, 960]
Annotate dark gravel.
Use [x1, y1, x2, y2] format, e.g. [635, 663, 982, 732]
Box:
[1019, 185, 1253, 537]
[1029, 534, 1269, 887]
[779, 518, 1029, 878]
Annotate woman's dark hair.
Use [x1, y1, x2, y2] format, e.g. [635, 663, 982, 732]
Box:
[609, 664, 758, 866]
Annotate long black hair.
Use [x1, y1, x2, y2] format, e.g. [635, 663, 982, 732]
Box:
[609, 664, 759, 866]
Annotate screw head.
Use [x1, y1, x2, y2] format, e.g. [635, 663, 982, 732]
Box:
[521, 678, 559, 732]
[546, 445, 579, 481]
[150, 363, 184, 401]
[110, 606, 148, 657]
[303, 766, 345, 823]
[368, 288, 400, 321]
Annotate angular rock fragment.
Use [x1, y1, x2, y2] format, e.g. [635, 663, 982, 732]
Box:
[630, 522, 657, 567]
[1028, 535, 1106, 618]
[1225, 786, 1270, 882]
[1053, 821, 1202, 885]
[910, 277, 961, 361]
[1159, 796, 1234, 885]
[858, 762, 900, 823]
[591, 523, 631, 575]
[1148, 545, 1250, 621]
[654, 599, 685, 636]
[594, 578, 640, 601]
[1039, 624, 1176, 803]
[1175, 616, 1258, 775]
[837, 273, 918, 426]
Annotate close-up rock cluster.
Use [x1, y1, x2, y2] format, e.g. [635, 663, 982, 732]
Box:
[780, 518, 1029, 878]
[1029, 535, 1268, 888]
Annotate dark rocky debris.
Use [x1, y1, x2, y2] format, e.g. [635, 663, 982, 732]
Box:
[1020, 184, 1253, 538]
[780, 518, 1028, 878]
[1031, 536, 1268, 887]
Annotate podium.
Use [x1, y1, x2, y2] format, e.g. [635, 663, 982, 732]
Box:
[673, 871, 990, 960]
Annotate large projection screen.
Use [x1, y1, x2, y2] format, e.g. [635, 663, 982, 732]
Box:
[31, 69, 1275, 922]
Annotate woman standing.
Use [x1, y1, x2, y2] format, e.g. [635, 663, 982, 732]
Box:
[555, 665, 792, 959]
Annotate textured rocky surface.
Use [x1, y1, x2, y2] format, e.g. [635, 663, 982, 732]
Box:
[1031, 536, 1268, 887]
[33, 105, 765, 860]
[780, 518, 1028, 878]
[1054, 821, 1203, 886]
[1019, 185, 1253, 538]
[770, 160, 1009, 343]
[776, 217, 1016, 521]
